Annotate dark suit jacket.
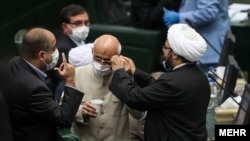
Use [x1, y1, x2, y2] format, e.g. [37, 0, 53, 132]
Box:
[0, 57, 84, 141]
[56, 33, 77, 62]
[109, 63, 210, 141]
[0, 92, 13, 141]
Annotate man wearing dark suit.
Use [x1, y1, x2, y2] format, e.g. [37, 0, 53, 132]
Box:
[0, 27, 84, 141]
[0, 92, 13, 141]
[57, 4, 90, 61]
[109, 24, 210, 141]
[46, 4, 90, 96]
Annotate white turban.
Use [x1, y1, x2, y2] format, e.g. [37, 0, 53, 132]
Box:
[68, 43, 94, 67]
[167, 23, 207, 62]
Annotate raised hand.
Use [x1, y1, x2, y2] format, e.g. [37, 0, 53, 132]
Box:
[54, 53, 75, 86]
[120, 56, 136, 76]
[110, 55, 124, 72]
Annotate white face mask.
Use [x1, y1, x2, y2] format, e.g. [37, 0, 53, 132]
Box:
[92, 60, 112, 77]
[68, 25, 89, 42]
[43, 49, 59, 70]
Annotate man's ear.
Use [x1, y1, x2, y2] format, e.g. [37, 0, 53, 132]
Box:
[38, 51, 46, 60]
[62, 23, 70, 34]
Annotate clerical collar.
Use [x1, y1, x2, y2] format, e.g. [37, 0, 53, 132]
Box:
[173, 63, 193, 70]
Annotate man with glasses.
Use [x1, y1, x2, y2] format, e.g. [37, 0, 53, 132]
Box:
[71, 34, 144, 141]
[57, 4, 90, 60]
[46, 4, 91, 96]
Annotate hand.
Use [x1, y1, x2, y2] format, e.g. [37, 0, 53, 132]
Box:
[81, 102, 98, 118]
[120, 56, 136, 76]
[110, 55, 124, 72]
[162, 8, 180, 26]
[119, 55, 130, 72]
[54, 53, 75, 86]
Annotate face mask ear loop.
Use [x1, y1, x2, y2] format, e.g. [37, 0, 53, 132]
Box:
[164, 50, 173, 61]
[66, 24, 73, 30]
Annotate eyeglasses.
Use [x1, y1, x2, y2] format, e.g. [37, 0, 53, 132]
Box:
[94, 56, 112, 65]
[68, 20, 90, 27]
[162, 46, 172, 50]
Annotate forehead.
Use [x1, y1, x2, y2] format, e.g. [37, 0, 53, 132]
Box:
[69, 13, 89, 22]
[93, 44, 118, 58]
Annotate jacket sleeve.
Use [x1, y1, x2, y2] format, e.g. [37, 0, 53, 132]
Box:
[127, 106, 146, 119]
[133, 69, 156, 87]
[179, 0, 220, 26]
[109, 69, 180, 111]
[29, 85, 84, 128]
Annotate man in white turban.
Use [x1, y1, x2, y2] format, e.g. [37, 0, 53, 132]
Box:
[162, 23, 207, 71]
[108, 23, 211, 141]
[168, 23, 207, 62]
[68, 43, 94, 67]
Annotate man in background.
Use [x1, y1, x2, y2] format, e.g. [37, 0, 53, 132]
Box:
[57, 4, 90, 60]
[46, 4, 91, 94]
[130, 0, 181, 30]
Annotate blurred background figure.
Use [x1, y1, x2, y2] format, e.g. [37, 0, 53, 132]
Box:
[129, 0, 181, 30]
[163, 0, 230, 68]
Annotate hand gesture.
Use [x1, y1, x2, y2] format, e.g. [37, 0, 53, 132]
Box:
[54, 53, 75, 86]
[120, 56, 136, 76]
[110, 55, 124, 72]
